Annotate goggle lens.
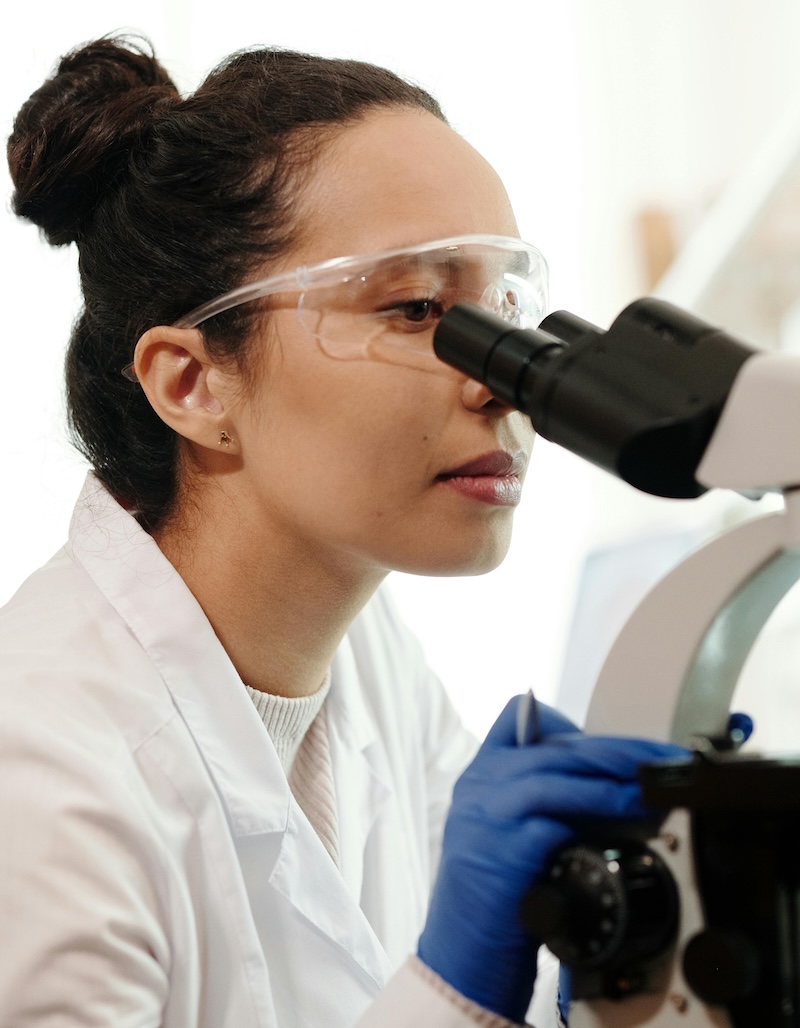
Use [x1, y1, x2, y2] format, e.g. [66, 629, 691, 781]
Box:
[297, 242, 546, 369]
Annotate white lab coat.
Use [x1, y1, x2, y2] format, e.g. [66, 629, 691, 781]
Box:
[0, 473, 561, 1028]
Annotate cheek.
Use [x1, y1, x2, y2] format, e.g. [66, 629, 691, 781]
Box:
[312, 397, 444, 505]
[253, 359, 448, 497]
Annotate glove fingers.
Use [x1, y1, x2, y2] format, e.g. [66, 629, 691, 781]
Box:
[473, 734, 686, 781]
[459, 734, 687, 822]
[466, 775, 647, 823]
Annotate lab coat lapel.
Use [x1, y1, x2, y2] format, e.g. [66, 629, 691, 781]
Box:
[172, 650, 394, 1004]
[326, 633, 393, 907]
[255, 633, 396, 997]
[326, 624, 429, 967]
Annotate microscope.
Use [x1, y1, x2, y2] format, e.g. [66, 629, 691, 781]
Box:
[434, 299, 800, 1027]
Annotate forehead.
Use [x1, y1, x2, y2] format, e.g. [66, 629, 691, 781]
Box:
[290, 108, 519, 264]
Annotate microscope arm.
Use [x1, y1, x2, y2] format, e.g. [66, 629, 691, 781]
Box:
[583, 498, 800, 746]
[585, 347, 800, 745]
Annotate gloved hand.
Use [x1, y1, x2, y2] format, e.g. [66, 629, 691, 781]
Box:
[417, 696, 687, 1024]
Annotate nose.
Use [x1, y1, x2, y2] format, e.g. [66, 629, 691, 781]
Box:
[460, 373, 517, 416]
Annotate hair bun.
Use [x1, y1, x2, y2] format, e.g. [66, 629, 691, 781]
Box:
[7, 35, 179, 245]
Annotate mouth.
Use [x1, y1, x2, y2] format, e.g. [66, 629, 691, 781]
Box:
[438, 450, 528, 479]
[436, 449, 527, 507]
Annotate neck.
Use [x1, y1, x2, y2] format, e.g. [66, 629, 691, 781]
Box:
[154, 492, 385, 699]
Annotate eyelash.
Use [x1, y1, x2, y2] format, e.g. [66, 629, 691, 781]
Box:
[378, 297, 447, 329]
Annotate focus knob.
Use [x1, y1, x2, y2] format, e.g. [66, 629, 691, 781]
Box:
[521, 842, 678, 971]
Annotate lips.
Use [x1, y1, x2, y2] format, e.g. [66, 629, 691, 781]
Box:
[436, 450, 527, 507]
[438, 450, 527, 480]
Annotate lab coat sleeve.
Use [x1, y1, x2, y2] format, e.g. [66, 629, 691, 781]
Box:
[355, 957, 561, 1028]
[0, 694, 171, 1027]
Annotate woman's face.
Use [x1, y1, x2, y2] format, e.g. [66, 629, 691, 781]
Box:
[224, 108, 535, 579]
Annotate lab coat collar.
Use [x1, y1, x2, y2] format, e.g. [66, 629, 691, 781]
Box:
[68, 475, 392, 831]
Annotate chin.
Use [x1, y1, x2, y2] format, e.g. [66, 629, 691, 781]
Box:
[392, 533, 513, 579]
[437, 552, 509, 579]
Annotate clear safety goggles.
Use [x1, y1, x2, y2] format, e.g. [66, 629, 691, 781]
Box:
[123, 234, 548, 378]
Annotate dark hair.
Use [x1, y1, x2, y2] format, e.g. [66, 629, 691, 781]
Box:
[7, 35, 446, 530]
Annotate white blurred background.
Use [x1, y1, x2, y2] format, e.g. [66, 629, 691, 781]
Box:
[4, 0, 800, 741]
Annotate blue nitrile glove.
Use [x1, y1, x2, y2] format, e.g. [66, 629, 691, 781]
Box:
[558, 962, 571, 1024]
[417, 696, 687, 1024]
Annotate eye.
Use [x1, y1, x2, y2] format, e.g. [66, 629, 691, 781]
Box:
[401, 299, 441, 322]
[379, 298, 446, 328]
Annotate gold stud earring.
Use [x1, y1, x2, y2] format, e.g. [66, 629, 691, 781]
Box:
[219, 430, 232, 447]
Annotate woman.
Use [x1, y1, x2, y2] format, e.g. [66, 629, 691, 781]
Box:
[2, 36, 682, 1027]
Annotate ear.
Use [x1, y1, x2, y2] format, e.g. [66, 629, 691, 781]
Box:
[132, 326, 238, 452]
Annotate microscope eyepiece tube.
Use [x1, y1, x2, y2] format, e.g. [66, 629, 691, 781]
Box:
[432, 303, 566, 410]
[433, 299, 754, 499]
[539, 309, 601, 346]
